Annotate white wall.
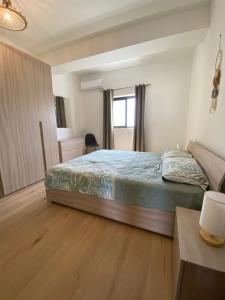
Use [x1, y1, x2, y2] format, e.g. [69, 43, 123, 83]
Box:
[52, 73, 85, 139]
[114, 128, 134, 151]
[79, 89, 103, 147]
[80, 54, 192, 152]
[79, 86, 135, 150]
[186, 0, 225, 158]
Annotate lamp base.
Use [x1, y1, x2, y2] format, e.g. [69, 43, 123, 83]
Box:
[200, 228, 224, 248]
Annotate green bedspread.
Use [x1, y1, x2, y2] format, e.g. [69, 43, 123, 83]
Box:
[45, 150, 204, 213]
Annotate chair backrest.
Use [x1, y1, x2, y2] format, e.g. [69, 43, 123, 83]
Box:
[85, 133, 98, 146]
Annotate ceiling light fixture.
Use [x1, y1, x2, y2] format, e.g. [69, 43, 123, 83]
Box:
[0, 0, 27, 31]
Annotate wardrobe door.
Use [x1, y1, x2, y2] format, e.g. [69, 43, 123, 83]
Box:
[34, 60, 59, 169]
[0, 42, 58, 196]
[0, 43, 27, 195]
[11, 50, 45, 185]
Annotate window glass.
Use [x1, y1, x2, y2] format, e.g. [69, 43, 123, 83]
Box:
[113, 97, 135, 127]
[127, 97, 135, 127]
[113, 99, 126, 127]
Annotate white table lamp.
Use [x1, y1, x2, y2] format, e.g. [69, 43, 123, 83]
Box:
[199, 191, 225, 247]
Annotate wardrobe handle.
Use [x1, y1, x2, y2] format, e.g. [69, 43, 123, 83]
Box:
[39, 121, 47, 173]
[0, 171, 4, 198]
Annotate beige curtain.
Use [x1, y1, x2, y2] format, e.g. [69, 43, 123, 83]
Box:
[103, 89, 114, 149]
[133, 84, 146, 152]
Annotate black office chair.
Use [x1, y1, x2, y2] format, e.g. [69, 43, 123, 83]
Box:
[85, 133, 99, 154]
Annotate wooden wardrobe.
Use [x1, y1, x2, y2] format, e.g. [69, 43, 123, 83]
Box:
[0, 42, 59, 197]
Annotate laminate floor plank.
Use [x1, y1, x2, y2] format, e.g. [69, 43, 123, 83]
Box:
[0, 182, 173, 300]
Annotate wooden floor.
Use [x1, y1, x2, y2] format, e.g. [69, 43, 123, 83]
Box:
[0, 182, 173, 300]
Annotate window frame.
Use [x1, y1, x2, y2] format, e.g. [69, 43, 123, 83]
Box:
[113, 96, 135, 128]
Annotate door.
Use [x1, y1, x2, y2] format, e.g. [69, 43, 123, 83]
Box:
[0, 43, 27, 195]
[9, 48, 46, 185]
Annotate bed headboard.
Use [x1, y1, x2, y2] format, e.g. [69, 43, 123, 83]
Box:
[187, 141, 225, 192]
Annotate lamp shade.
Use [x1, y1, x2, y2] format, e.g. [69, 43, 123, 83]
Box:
[200, 191, 225, 237]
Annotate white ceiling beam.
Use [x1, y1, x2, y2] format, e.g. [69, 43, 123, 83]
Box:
[41, 5, 209, 66]
[52, 28, 207, 75]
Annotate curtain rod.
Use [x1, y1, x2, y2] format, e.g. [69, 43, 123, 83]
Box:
[99, 83, 151, 92]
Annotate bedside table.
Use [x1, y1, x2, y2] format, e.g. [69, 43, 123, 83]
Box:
[174, 207, 225, 300]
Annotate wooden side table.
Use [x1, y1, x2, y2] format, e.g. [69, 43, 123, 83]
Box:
[174, 207, 225, 300]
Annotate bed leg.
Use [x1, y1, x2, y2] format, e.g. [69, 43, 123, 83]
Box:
[46, 198, 52, 204]
[45, 192, 52, 204]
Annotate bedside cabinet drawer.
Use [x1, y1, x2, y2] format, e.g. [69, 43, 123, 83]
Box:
[58, 137, 85, 162]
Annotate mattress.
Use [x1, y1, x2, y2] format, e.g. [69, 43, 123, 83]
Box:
[45, 150, 204, 213]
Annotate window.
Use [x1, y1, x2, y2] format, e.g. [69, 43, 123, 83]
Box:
[113, 96, 135, 128]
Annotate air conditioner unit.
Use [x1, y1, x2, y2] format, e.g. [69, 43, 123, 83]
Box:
[80, 79, 103, 91]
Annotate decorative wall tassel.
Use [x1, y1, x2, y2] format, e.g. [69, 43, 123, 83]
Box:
[210, 34, 223, 113]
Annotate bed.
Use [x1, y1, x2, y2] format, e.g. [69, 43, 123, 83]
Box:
[45, 142, 225, 236]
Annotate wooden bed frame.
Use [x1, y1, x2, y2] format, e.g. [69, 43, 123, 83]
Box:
[46, 142, 225, 237]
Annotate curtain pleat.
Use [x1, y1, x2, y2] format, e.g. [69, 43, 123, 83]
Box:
[55, 96, 66, 128]
[133, 84, 146, 152]
[103, 90, 114, 149]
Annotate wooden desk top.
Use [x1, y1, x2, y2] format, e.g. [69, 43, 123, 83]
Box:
[176, 207, 225, 273]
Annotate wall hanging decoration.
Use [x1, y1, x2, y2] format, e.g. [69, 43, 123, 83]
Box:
[210, 34, 223, 113]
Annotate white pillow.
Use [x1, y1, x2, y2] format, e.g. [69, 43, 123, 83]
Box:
[163, 149, 192, 159]
[162, 157, 209, 190]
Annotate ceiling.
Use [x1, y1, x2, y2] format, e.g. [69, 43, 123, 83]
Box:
[51, 28, 207, 75]
[0, 0, 210, 55]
